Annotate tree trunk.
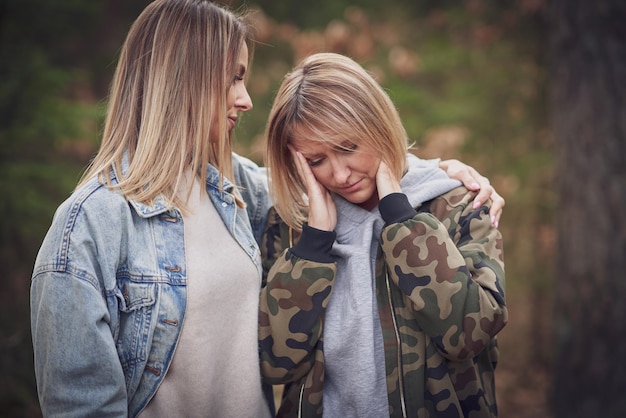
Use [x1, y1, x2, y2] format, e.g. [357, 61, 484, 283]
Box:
[550, 0, 626, 417]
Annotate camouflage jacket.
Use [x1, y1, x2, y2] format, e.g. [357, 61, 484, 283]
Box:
[259, 186, 508, 417]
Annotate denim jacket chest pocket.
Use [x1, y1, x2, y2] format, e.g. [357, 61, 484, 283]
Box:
[113, 279, 158, 383]
[109, 210, 187, 397]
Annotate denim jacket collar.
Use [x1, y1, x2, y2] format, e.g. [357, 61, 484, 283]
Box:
[111, 152, 236, 219]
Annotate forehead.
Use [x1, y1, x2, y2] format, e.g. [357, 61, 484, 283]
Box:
[290, 125, 339, 151]
[290, 122, 344, 146]
[290, 135, 364, 160]
[290, 136, 329, 155]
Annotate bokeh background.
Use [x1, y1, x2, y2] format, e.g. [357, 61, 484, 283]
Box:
[1, 0, 624, 417]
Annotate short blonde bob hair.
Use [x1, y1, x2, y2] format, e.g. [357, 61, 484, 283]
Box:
[79, 0, 254, 210]
[265, 52, 410, 229]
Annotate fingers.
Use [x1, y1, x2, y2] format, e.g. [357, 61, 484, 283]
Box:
[440, 159, 481, 191]
[376, 161, 402, 199]
[488, 190, 504, 228]
[288, 145, 315, 189]
[439, 159, 504, 228]
[441, 160, 490, 207]
[471, 175, 492, 209]
[288, 145, 337, 231]
[464, 170, 505, 228]
[467, 174, 505, 228]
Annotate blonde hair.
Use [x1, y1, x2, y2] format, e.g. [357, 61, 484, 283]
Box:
[265, 52, 409, 229]
[79, 0, 254, 210]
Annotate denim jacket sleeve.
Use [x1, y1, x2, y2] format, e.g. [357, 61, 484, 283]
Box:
[30, 183, 129, 417]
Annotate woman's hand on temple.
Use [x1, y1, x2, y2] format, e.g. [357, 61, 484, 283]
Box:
[289, 146, 337, 231]
[439, 159, 505, 228]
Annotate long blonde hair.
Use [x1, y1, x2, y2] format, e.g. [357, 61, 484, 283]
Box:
[265, 52, 409, 229]
[79, 0, 254, 210]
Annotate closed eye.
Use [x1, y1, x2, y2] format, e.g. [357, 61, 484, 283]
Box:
[234, 63, 246, 84]
[307, 157, 324, 167]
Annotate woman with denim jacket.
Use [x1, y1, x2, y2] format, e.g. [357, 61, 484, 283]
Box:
[30, 1, 504, 417]
[30, 1, 273, 416]
[259, 53, 508, 417]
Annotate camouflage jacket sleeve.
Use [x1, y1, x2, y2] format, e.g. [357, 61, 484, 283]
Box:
[379, 187, 507, 361]
[259, 207, 337, 385]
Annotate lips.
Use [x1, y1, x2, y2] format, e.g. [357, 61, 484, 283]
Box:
[338, 179, 362, 193]
[227, 116, 237, 130]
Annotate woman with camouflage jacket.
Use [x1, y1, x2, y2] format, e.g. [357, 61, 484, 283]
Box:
[259, 52, 508, 418]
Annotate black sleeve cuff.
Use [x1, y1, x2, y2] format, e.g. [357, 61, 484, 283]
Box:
[288, 223, 336, 263]
[379, 193, 418, 225]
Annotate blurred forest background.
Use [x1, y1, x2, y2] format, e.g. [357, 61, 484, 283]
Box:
[1, 0, 624, 417]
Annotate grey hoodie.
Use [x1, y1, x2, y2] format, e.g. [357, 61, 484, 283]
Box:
[322, 154, 461, 417]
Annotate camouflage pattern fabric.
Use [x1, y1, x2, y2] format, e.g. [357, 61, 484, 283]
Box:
[259, 186, 508, 417]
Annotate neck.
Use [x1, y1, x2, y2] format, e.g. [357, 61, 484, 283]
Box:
[357, 191, 380, 211]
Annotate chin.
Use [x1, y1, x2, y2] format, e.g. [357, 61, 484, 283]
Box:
[344, 193, 378, 210]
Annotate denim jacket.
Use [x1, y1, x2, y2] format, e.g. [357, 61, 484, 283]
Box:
[30, 153, 271, 417]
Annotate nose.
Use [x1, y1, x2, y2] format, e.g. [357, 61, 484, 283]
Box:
[330, 156, 351, 184]
[235, 83, 253, 112]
